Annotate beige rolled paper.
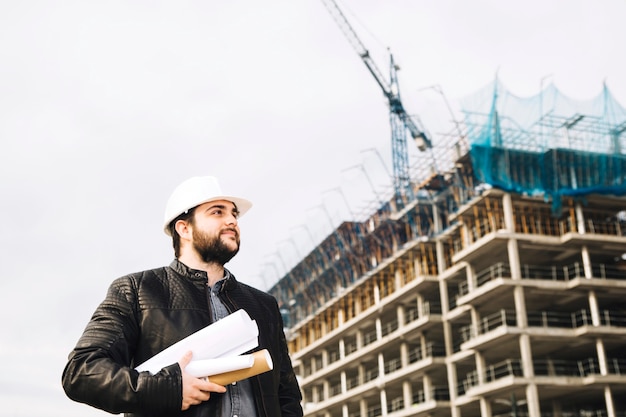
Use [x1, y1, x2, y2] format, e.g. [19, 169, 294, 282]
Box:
[209, 349, 273, 386]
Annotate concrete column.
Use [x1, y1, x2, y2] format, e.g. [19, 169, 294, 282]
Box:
[378, 352, 385, 378]
[380, 388, 388, 416]
[508, 238, 521, 280]
[311, 384, 319, 403]
[470, 307, 480, 346]
[439, 277, 450, 315]
[442, 319, 454, 359]
[356, 328, 363, 349]
[605, 385, 616, 417]
[403, 380, 413, 408]
[581, 244, 593, 279]
[339, 338, 346, 359]
[436, 239, 446, 278]
[414, 256, 422, 277]
[322, 349, 329, 367]
[342, 403, 349, 417]
[475, 350, 486, 385]
[451, 401, 461, 417]
[359, 397, 367, 417]
[358, 363, 365, 386]
[323, 379, 330, 402]
[423, 374, 433, 401]
[395, 267, 403, 290]
[596, 338, 608, 375]
[374, 283, 381, 305]
[526, 384, 541, 417]
[513, 285, 528, 328]
[466, 263, 476, 293]
[433, 201, 442, 233]
[589, 290, 601, 326]
[445, 352, 458, 404]
[400, 342, 409, 367]
[519, 334, 534, 377]
[509, 235, 528, 329]
[341, 370, 347, 394]
[463, 220, 472, 247]
[397, 304, 405, 328]
[480, 397, 493, 417]
[376, 317, 383, 341]
[502, 193, 515, 232]
[575, 202, 586, 233]
[338, 308, 344, 326]
[417, 294, 424, 318]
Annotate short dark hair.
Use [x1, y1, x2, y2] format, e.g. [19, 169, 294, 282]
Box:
[167, 207, 196, 258]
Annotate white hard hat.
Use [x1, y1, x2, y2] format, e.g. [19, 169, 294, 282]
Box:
[163, 176, 252, 236]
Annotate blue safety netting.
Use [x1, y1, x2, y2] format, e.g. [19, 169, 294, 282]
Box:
[460, 79, 626, 211]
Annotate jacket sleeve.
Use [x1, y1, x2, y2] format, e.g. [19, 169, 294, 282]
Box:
[276, 304, 304, 417]
[61, 276, 183, 415]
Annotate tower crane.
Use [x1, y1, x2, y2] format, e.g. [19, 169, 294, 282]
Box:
[320, 0, 432, 206]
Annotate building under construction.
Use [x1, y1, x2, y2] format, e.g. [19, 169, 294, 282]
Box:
[269, 80, 626, 417]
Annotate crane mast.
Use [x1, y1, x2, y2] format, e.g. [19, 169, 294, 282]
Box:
[320, 0, 432, 204]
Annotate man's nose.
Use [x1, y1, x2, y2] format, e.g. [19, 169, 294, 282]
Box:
[225, 213, 238, 225]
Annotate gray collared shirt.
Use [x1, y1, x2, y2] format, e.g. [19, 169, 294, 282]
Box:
[209, 274, 259, 417]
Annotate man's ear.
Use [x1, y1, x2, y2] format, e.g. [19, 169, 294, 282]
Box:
[174, 219, 192, 240]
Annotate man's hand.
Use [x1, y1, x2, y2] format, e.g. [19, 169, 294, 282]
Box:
[178, 351, 227, 411]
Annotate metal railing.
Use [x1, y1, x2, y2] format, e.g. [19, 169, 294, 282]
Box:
[585, 218, 626, 236]
[363, 328, 377, 346]
[387, 396, 404, 413]
[460, 359, 523, 392]
[408, 342, 445, 363]
[459, 356, 626, 395]
[534, 357, 626, 377]
[345, 340, 358, 355]
[404, 300, 442, 323]
[528, 309, 626, 329]
[384, 357, 402, 374]
[460, 310, 517, 342]
[381, 318, 398, 337]
[453, 261, 625, 301]
[412, 386, 451, 404]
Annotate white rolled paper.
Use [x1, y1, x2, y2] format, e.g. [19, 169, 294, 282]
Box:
[135, 309, 259, 374]
[184, 355, 255, 378]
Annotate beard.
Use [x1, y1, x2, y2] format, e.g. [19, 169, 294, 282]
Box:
[193, 228, 240, 265]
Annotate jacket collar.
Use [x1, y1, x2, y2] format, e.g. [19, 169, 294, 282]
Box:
[169, 259, 238, 291]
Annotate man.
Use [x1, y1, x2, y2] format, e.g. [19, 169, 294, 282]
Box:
[62, 176, 303, 417]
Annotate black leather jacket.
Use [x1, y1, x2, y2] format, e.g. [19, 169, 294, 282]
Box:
[62, 260, 303, 417]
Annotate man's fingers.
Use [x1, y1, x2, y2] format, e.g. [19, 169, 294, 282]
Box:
[179, 355, 227, 411]
[178, 351, 193, 369]
[200, 378, 226, 394]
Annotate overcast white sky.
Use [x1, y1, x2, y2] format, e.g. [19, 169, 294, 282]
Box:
[1, 1, 625, 415]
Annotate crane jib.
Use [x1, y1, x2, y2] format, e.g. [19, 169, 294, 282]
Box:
[320, 0, 433, 201]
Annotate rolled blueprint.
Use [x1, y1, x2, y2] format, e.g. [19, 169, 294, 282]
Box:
[208, 349, 273, 386]
[135, 309, 259, 374]
[184, 354, 255, 378]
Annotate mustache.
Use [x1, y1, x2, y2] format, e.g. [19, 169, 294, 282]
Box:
[221, 227, 239, 237]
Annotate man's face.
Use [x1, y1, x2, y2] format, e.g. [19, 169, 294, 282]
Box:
[191, 200, 241, 265]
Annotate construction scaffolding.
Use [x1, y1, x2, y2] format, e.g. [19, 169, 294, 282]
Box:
[463, 80, 626, 212]
[269, 79, 626, 417]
